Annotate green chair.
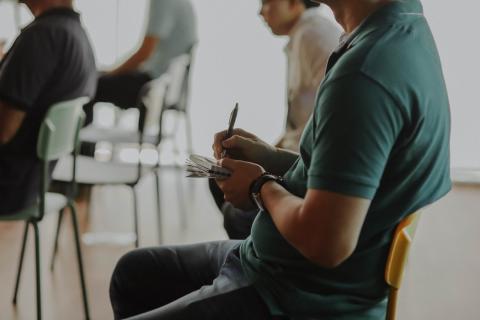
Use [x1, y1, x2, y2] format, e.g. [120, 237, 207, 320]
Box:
[0, 97, 91, 320]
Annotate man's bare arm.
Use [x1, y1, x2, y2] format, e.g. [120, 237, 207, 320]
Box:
[261, 181, 370, 268]
[109, 35, 158, 76]
[0, 100, 26, 145]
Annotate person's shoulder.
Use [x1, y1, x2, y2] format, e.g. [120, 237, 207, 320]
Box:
[23, 12, 80, 38]
[150, 0, 185, 10]
[360, 16, 440, 89]
[329, 16, 435, 83]
[14, 20, 56, 49]
[296, 9, 342, 43]
[303, 8, 341, 31]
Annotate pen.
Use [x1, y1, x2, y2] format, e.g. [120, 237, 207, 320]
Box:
[221, 102, 239, 158]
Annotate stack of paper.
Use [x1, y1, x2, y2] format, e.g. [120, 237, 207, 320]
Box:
[185, 154, 231, 179]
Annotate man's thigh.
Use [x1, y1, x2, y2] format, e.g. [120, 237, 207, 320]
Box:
[124, 244, 274, 320]
[96, 71, 151, 109]
[110, 240, 242, 318]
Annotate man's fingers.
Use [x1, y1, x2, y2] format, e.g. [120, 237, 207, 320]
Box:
[236, 128, 256, 139]
[218, 157, 236, 171]
[222, 135, 249, 149]
[212, 128, 256, 159]
[213, 130, 228, 159]
[212, 143, 222, 159]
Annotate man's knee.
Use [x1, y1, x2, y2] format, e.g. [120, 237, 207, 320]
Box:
[110, 247, 178, 297]
[110, 248, 167, 301]
[110, 249, 143, 299]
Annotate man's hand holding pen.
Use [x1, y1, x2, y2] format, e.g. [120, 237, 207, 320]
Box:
[212, 104, 277, 209]
[213, 128, 278, 169]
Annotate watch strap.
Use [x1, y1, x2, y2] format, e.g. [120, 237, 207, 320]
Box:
[249, 172, 286, 211]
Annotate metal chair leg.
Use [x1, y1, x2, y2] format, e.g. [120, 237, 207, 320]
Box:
[50, 207, 66, 271]
[185, 112, 193, 156]
[155, 170, 162, 244]
[12, 222, 29, 304]
[69, 202, 91, 320]
[175, 166, 187, 230]
[132, 186, 140, 248]
[32, 221, 42, 320]
[184, 113, 195, 200]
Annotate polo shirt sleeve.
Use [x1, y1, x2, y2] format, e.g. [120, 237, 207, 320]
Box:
[146, 0, 176, 39]
[0, 27, 57, 112]
[307, 73, 404, 199]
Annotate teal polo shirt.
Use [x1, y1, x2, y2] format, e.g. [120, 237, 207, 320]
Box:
[240, 0, 451, 318]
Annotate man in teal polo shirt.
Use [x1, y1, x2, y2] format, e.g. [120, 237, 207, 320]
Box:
[109, 0, 451, 319]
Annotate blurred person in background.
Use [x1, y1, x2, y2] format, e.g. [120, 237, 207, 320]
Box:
[82, 0, 198, 126]
[0, 0, 96, 215]
[209, 0, 342, 239]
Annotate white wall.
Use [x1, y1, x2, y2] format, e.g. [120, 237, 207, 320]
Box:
[78, 0, 287, 156]
[421, 0, 480, 168]
[0, 0, 478, 167]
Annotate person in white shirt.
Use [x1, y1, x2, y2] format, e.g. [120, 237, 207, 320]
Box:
[209, 0, 342, 239]
[277, 2, 342, 150]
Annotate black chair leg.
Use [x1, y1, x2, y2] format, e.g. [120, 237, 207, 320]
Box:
[12, 221, 29, 304]
[155, 170, 162, 244]
[69, 202, 91, 320]
[50, 207, 66, 271]
[32, 221, 42, 320]
[132, 186, 140, 248]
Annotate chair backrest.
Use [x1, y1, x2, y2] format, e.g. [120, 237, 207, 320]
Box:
[385, 212, 421, 320]
[37, 97, 89, 161]
[140, 48, 195, 145]
[35, 97, 88, 220]
[141, 50, 194, 114]
[163, 52, 193, 112]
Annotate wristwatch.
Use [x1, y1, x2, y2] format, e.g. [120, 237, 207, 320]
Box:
[249, 172, 286, 211]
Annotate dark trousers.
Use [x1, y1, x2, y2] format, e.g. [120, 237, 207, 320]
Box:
[83, 71, 152, 127]
[208, 179, 258, 239]
[109, 241, 279, 320]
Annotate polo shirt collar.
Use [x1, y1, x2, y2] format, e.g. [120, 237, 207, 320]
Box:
[35, 7, 80, 21]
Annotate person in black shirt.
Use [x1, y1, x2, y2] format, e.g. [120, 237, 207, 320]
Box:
[0, 0, 97, 215]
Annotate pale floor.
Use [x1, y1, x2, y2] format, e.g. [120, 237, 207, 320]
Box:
[0, 170, 479, 320]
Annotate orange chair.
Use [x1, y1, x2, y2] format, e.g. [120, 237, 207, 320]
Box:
[385, 212, 420, 320]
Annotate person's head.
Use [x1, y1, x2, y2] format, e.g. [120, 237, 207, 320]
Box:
[18, 0, 73, 17]
[259, 0, 319, 36]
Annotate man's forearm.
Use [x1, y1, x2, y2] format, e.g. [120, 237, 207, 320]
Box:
[110, 51, 145, 75]
[260, 180, 307, 251]
[260, 147, 299, 176]
[0, 101, 26, 145]
[110, 36, 158, 75]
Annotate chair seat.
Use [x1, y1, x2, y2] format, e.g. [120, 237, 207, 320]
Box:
[80, 125, 158, 145]
[0, 192, 68, 221]
[53, 155, 151, 185]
